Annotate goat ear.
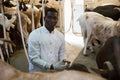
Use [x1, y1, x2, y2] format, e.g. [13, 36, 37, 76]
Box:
[114, 7, 120, 11]
[118, 18, 120, 21]
[91, 67, 108, 75]
[104, 61, 114, 71]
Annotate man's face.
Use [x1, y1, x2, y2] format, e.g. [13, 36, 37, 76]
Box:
[44, 11, 58, 32]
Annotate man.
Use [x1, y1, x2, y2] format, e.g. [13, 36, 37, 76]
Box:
[28, 8, 69, 72]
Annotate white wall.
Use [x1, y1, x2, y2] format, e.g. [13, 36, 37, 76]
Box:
[64, 0, 71, 32]
[64, 0, 84, 33]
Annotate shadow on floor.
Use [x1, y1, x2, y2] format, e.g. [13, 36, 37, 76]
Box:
[72, 49, 98, 75]
[9, 49, 29, 72]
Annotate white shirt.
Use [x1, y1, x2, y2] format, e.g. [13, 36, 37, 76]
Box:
[28, 26, 66, 72]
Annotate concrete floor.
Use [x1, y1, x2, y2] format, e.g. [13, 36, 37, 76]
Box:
[65, 31, 98, 74]
[9, 49, 29, 72]
[9, 31, 98, 75]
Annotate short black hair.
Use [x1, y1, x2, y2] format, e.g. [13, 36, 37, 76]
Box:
[45, 7, 58, 16]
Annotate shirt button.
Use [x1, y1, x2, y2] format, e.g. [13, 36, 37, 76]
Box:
[50, 42, 52, 45]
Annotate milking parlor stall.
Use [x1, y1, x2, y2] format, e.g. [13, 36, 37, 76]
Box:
[0, 0, 120, 80]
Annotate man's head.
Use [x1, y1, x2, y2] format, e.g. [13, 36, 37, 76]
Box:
[44, 7, 58, 33]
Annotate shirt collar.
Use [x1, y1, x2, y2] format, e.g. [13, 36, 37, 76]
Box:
[43, 26, 55, 34]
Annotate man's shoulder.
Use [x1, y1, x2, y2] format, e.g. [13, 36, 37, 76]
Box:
[30, 27, 43, 34]
[28, 27, 42, 42]
[54, 29, 65, 41]
[29, 28, 41, 39]
[55, 29, 64, 36]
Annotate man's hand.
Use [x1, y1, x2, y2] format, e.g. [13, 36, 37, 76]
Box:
[53, 60, 71, 71]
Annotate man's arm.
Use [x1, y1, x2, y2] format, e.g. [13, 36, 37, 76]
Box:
[58, 37, 66, 61]
[28, 33, 51, 70]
